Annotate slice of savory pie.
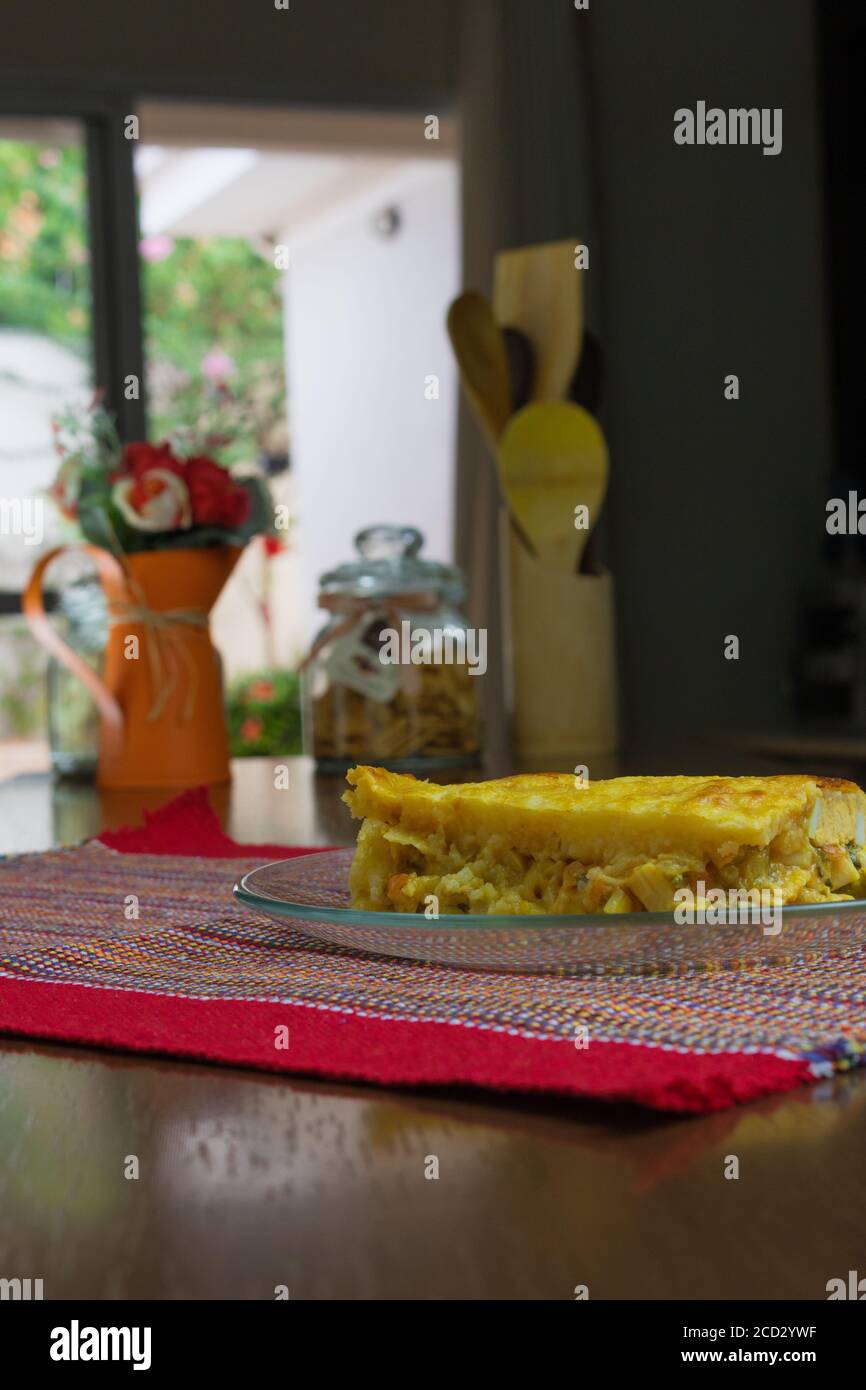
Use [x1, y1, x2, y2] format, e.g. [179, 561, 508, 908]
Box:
[343, 766, 866, 915]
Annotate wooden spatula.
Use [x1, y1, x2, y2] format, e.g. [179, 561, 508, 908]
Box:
[447, 291, 512, 450]
[498, 401, 609, 573]
[493, 240, 583, 403]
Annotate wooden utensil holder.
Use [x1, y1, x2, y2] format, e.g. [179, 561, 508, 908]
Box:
[506, 529, 619, 761]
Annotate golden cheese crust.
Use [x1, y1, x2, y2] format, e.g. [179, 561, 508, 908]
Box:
[343, 767, 866, 915]
[344, 767, 864, 864]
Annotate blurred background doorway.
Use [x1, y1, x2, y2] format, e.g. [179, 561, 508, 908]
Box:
[0, 100, 460, 774]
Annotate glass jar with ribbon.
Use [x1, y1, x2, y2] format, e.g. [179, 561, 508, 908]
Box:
[302, 525, 483, 771]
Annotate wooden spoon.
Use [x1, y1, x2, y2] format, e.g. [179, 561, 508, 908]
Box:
[447, 291, 512, 450]
[497, 401, 609, 573]
[493, 240, 583, 402]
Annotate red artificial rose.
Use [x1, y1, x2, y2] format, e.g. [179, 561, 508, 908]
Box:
[123, 441, 184, 480]
[185, 454, 251, 528]
[240, 717, 263, 743]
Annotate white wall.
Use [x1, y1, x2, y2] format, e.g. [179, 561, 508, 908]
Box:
[0, 330, 89, 590]
[284, 159, 460, 643]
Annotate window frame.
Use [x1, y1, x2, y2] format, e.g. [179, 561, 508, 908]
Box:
[0, 88, 145, 608]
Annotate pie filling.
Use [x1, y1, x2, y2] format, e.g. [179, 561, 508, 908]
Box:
[348, 817, 865, 916]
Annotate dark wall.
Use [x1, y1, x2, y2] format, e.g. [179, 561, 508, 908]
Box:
[587, 0, 831, 743]
[455, 0, 833, 748]
[1, 0, 459, 107]
[817, 0, 865, 478]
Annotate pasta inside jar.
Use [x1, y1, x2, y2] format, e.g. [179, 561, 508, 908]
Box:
[301, 526, 483, 772]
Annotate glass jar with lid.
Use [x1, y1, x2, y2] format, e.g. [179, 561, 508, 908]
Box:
[302, 525, 483, 772]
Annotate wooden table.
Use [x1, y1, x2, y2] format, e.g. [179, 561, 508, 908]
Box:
[2, 754, 866, 1300]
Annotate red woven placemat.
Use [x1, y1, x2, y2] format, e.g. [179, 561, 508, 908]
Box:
[1, 787, 863, 1113]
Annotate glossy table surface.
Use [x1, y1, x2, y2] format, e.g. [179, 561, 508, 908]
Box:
[2, 752, 866, 1300]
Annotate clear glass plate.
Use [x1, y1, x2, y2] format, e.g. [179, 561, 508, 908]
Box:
[233, 850, 866, 976]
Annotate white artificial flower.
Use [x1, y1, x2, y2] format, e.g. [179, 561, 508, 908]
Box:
[112, 468, 192, 532]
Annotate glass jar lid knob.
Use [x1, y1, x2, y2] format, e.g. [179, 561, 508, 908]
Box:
[355, 525, 423, 561]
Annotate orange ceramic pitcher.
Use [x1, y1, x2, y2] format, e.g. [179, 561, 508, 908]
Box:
[24, 544, 241, 789]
